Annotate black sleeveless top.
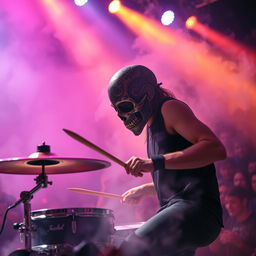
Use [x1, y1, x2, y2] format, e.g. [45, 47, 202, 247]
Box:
[147, 98, 223, 225]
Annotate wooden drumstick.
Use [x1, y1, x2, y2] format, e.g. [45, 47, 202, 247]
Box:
[63, 129, 126, 167]
[68, 187, 123, 200]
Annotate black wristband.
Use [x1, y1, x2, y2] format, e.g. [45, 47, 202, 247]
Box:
[151, 155, 165, 171]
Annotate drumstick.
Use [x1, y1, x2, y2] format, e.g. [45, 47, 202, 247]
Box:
[63, 129, 126, 167]
[68, 187, 123, 200]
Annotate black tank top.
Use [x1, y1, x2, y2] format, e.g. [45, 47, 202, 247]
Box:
[147, 98, 223, 225]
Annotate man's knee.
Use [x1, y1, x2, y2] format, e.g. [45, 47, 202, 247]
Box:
[120, 233, 151, 256]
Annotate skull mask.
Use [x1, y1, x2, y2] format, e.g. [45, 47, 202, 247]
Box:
[108, 65, 157, 136]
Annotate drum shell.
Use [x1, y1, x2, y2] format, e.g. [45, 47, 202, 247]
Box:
[31, 208, 114, 247]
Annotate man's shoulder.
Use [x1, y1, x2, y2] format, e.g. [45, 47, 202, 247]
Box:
[225, 212, 256, 227]
[161, 99, 193, 117]
[246, 212, 256, 224]
[235, 212, 256, 229]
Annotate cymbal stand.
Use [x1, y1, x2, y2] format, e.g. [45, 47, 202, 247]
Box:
[11, 164, 52, 251]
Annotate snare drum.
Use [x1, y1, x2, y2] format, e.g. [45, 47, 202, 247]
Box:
[31, 208, 115, 249]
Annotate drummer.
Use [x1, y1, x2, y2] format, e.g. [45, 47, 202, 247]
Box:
[107, 65, 226, 256]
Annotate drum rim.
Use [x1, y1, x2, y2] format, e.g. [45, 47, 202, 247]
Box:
[31, 207, 114, 219]
[32, 244, 73, 252]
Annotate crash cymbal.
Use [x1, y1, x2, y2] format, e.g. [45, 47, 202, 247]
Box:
[0, 157, 110, 175]
[0, 143, 110, 175]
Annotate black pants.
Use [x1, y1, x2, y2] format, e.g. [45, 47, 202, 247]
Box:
[120, 199, 221, 256]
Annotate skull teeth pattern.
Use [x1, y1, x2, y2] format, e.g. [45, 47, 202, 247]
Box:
[126, 117, 140, 129]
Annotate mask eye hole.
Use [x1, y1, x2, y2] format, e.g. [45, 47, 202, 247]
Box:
[116, 101, 134, 113]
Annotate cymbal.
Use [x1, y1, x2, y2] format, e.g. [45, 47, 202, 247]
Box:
[0, 153, 111, 175]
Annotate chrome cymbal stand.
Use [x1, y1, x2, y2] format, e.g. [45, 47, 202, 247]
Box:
[12, 164, 53, 251]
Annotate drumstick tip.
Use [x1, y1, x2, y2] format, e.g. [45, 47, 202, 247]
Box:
[63, 128, 79, 138]
[63, 128, 72, 134]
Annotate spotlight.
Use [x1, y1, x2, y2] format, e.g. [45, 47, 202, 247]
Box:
[161, 10, 175, 26]
[108, 0, 121, 14]
[186, 16, 197, 29]
[74, 0, 88, 7]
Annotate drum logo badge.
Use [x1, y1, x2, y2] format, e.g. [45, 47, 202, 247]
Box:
[49, 224, 65, 231]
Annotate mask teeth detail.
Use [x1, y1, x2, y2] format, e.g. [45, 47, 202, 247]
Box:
[126, 116, 140, 129]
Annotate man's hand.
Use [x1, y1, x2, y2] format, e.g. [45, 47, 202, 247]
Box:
[125, 157, 154, 177]
[122, 184, 154, 205]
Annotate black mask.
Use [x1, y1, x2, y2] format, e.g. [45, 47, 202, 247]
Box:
[108, 65, 157, 135]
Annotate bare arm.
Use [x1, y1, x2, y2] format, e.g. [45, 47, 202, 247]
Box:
[122, 183, 156, 204]
[125, 100, 226, 176]
[161, 100, 227, 169]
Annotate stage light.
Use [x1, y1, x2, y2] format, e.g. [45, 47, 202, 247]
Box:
[109, 0, 121, 14]
[74, 0, 88, 7]
[161, 10, 175, 26]
[186, 16, 197, 29]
